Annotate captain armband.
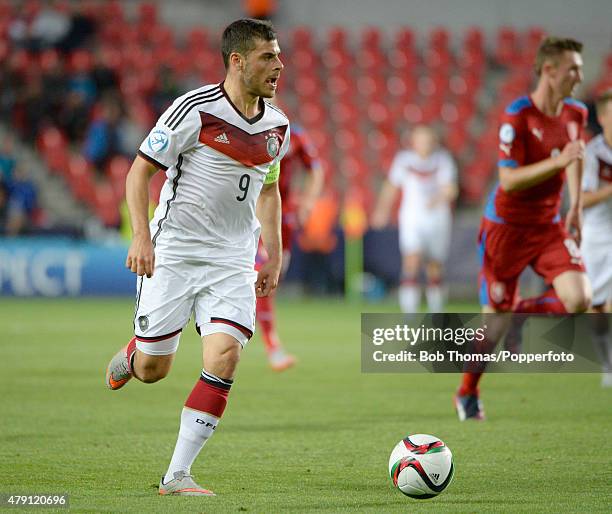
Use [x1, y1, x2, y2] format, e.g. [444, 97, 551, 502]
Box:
[264, 161, 280, 185]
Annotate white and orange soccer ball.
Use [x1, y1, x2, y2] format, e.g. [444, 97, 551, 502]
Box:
[388, 434, 454, 499]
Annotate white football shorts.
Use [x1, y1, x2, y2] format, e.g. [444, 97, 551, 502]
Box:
[581, 236, 612, 307]
[398, 212, 451, 261]
[133, 258, 256, 355]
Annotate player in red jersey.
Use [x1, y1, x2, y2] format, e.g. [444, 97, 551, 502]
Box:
[255, 123, 324, 370]
[455, 37, 592, 421]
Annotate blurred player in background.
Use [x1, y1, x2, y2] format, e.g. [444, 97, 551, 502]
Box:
[372, 125, 458, 313]
[581, 90, 612, 387]
[256, 122, 324, 370]
[105, 19, 289, 495]
[456, 37, 591, 420]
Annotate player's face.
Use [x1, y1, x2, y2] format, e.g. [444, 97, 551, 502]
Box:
[550, 51, 583, 98]
[411, 127, 436, 157]
[242, 38, 283, 99]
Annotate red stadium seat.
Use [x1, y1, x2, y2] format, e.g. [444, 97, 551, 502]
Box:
[525, 26, 545, 52]
[67, 155, 96, 205]
[463, 27, 484, 53]
[37, 127, 69, 175]
[94, 182, 120, 224]
[138, 2, 158, 25]
[394, 27, 414, 49]
[327, 27, 348, 50]
[495, 26, 520, 66]
[429, 27, 450, 52]
[187, 28, 209, 51]
[400, 103, 424, 125]
[106, 156, 130, 199]
[327, 73, 352, 97]
[292, 26, 313, 48]
[361, 27, 382, 48]
[298, 102, 326, 128]
[330, 101, 359, 127]
[366, 102, 392, 126]
[357, 75, 386, 99]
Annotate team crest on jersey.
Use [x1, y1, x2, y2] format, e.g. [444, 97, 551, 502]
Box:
[137, 315, 149, 332]
[147, 128, 170, 153]
[266, 134, 280, 158]
[499, 123, 515, 144]
[490, 282, 506, 304]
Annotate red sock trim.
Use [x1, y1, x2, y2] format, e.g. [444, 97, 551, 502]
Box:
[126, 337, 137, 373]
[257, 296, 280, 353]
[185, 379, 230, 418]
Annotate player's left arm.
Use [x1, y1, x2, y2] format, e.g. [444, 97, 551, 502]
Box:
[565, 110, 589, 243]
[564, 153, 585, 244]
[256, 180, 282, 297]
[298, 160, 324, 225]
[429, 152, 459, 208]
[296, 132, 325, 225]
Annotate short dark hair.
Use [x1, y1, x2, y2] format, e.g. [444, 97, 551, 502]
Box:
[221, 18, 277, 69]
[595, 89, 612, 116]
[534, 36, 583, 76]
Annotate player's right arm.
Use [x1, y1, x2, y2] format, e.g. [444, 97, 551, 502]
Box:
[581, 146, 612, 208]
[371, 180, 399, 228]
[496, 106, 584, 192]
[126, 89, 201, 277]
[371, 153, 402, 228]
[582, 182, 612, 207]
[499, 141, 584, 192]
[125, 156, 158, 278]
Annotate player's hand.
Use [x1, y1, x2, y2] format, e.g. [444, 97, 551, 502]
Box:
[564, 204, 583, 246]
[370, 209, 387, 230]
[126, 233, 155, 278]
[255, 259, 281, 297]
[555, 140, 585, 168]
[298, 198, 315, 226]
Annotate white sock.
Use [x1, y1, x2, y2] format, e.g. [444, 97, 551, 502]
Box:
[425, 285, 445, 312]
[399, 284, 420, 313]
[592, 331, 612, 372]
[164, 408, 218, 483]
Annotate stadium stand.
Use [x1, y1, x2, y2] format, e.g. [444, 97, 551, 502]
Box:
[0, 0, 609, 228]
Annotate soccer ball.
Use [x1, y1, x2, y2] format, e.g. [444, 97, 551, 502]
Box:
[388, 434, 454, 499]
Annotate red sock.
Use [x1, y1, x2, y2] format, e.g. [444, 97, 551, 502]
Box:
[458, 372, 482, 396]
[186, 373, 232, 418]
[515, 288, 567, 314]
[256, 295, 280, 355]
[126, 337, 137, 373]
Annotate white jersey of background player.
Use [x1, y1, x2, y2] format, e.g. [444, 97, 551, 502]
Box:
[105, 19, 289, 496]
[372, 125, 458, 313]
[581, 90, 612, 387]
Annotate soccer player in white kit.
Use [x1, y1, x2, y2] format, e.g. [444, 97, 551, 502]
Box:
[581, 90, 612, 387]
[104, 19, 289, 495]
[372, 125, 458, 312]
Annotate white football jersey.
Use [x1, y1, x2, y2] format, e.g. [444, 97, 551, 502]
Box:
[388, 148, 457, 221]
[138, 82, 290, 267]
[582, 134, 612, 242]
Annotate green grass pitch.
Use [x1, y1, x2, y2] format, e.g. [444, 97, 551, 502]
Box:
[1, 297, 611, 513]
